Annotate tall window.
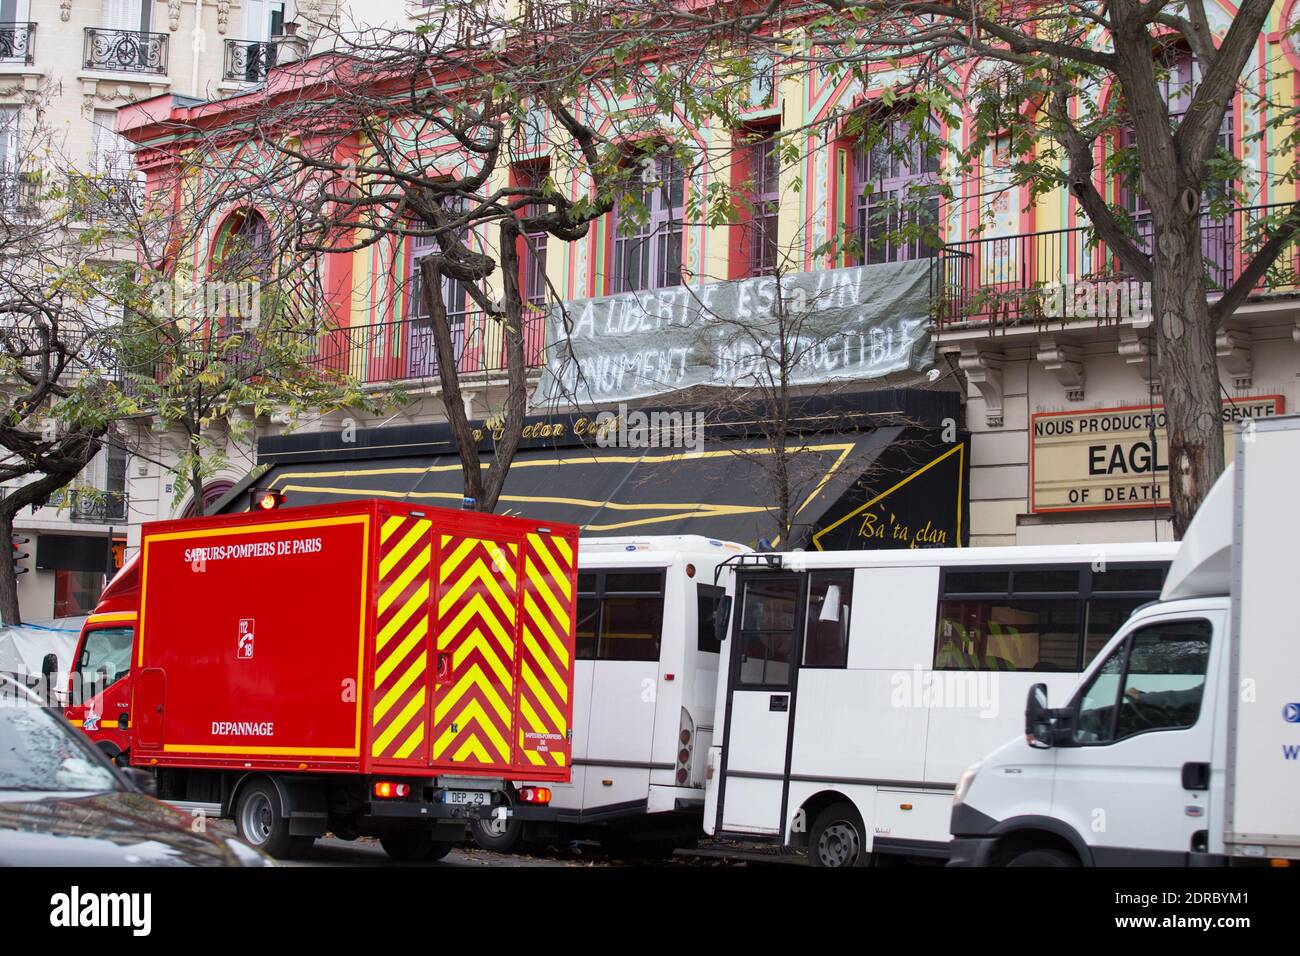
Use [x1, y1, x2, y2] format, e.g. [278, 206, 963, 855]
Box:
[746, 136, 780, 276]
[851, 113, 940, 264]
[1118, 47, 1234, 287]
[515, 164, 548, 309]
[91, 110, 132, 178]
[407, 234, 469, 330]
[611, 155, 684, 293]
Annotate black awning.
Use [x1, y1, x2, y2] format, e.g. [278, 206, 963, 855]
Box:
[255, 427, 905, 547]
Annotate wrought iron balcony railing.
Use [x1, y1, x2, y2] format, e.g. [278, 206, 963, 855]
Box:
[83, 27, 167, 76]
[223, 39, 278, 83]
[931, 203, 1300, 330]
[66, 489, 128, 524]
[68, 174, 144, 223]
[0, 170, 40, 216]
[0, 21, 35, 65]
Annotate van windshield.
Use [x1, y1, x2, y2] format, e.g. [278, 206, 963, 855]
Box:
[79, 627, 133, 686]
[0, 693, 120, 793]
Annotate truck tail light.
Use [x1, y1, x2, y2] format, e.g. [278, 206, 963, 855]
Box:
[677, 707, 695, 786]
[373, 781, 410, 799]
[518, 786, 551, 805]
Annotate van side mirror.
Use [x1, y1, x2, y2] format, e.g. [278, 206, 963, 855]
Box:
[1025, 683, 1057, 749]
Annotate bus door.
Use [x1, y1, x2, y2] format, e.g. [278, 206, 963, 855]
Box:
[717, 570, 805, 836]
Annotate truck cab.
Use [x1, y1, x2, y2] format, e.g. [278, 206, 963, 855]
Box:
[64, 554, 140, 763]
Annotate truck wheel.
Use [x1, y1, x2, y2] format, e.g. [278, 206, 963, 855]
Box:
[235, 780, 300, 859]
[1005, 847, 1079, 867]
[809, 802, 868, 868]
[470, 796, 523, 853]
[380, 830, 454, 862]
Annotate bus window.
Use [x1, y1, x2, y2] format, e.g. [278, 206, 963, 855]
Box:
[738, 576, 799, 686]
[577, 570, 665, 662]
[576, 573, 599, 660]
[803, 570, 853, 668]
[696, 584, 727, 654]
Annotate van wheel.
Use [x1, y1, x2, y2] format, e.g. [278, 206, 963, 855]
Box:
[380, 830, 454, 862]
[235, 780, 298, 859]
[809, 802, 868, 868]
[470, 795, 523, 853]
[1005, 847, 1079, 867]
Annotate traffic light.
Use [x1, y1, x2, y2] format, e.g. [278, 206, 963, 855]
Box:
[11, 535, 29, 575]
[249, 488, 285, 512]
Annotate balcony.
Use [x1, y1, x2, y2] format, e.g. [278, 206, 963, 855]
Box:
[68, 174, 144, 223]
[83, 28, 167, 77]
[307, 312, 547, 385]
[65, 489, 128, 524]
[223, 39, 278, 83]
[931, 203, 1300, 330]
[0, 169, 39, 216]
[0, 21, 35, 65]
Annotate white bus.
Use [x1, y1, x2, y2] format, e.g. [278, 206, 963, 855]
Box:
[471, 535, 746, 855]
[702, 542, 1178, 866]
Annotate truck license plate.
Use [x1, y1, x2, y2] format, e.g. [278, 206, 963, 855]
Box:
[443, 790, 490, 806]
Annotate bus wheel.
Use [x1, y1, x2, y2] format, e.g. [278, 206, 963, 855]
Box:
[235, 780, 297, 859]
[470, 795, 523, 853]
[381, 830, 454, 862]
[1005, 847, 1078, 867]
[809, 802, 867, 868]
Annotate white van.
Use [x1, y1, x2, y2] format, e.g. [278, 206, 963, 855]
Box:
[471, 535, 745, 855]
[702, 540, 1177, 866]
[949, 415, 1300, 866]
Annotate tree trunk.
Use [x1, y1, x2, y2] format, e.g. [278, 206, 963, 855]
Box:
[482, 222, 529, 513]
[190, 451, 206, 518]
[1152, 211, 1225, 538]
[0, 510, 20, 626]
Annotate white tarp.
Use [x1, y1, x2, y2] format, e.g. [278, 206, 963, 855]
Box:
[0, 618, 85, 684]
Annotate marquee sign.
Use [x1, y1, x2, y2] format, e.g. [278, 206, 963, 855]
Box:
[1030, 396, 1285, 513]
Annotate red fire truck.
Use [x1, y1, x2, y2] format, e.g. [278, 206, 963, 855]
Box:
[65, 499, 579, 861]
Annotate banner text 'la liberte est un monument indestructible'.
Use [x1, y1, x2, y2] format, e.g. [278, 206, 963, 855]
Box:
[533, 259, 934, 405]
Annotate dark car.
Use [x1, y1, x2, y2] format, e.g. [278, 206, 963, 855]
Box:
[0, 674, 272, 866]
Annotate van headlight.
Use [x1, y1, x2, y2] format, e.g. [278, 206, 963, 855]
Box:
[953, 761, 981, 806]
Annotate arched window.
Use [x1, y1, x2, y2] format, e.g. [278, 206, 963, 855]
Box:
[850, 111, 941, 264]
[211, 207, 272, 282]
[182, 479, 236, 518]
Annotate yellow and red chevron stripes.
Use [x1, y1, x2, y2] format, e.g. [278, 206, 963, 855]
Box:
[431, 534, 520, 767]
[370, 514, 433, 762]
[517, 532, 575, 768]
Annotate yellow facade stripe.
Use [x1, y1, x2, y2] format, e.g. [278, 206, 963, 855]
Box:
[373, 650, 428, 722]
[377, 546, 430, 616]
[393, 722, 425, 760]
[451, 627, 513, 691]
[522, 629, 568, 702]
[442, 592, 511, 651]
[523, 590, 570, 667]
[525, 560, 569, 628]
[522, 662, 566, 730]
[375, 581, 429, 652]
[374, 618, 428, 687]
[379, 520, 429, 579]
[438, 535, 479, 582]
[433, 663, 511, 725]
[527, 534, 572, 600]
[372, 687, 426, 756]
[380, 514, 406, 544]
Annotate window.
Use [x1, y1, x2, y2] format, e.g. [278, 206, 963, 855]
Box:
[802, 570, 853, 667]
[852, 112, 940, 264]
[1073, 619, 1211, 744]
[933, 563, 1167, 672]
[91, 110, 132, 178]
[54, 569, 103, 618]
[745, 136, 780, 276]
[212, 208, 271, 282]
[408, 206, 470, 331]
[611, 155, 684, 293]
[515, 163, 549, 309]
[696, 583, 727, 654]
[79, 626, 133, 686]
[574, 569, 665, 661]
[737, 576, 799, 686]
